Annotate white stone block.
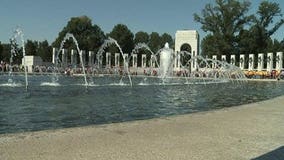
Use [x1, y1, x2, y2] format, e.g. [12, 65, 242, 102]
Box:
[257, 53, 264, 71]
[115, 53, 120, 67]
[239, 54, 245, 70]
[142, 54, 147, 68]
[276, 52, 283, 71]
[267, 53, 273, 72]
[248, 54, 255, 70]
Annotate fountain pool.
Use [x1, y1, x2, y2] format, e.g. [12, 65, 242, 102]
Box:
[0, 74, 284, 134]
[1, 31, 281, 135]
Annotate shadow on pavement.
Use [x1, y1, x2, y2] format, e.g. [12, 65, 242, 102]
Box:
[252, 146, 284, 160]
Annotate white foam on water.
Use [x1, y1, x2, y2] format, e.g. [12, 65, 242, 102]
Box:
[0, 83, 23, 87]
[157, 82, 181, 86]
[138, 82, 150, 86]
[86, 83, 100, 87]
[40, 82, 61, 87]
[108, 82, 129, 86]
[183, 79, 230, 85]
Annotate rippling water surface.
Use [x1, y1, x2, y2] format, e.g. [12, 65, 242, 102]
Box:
[0, 74, 283, 134]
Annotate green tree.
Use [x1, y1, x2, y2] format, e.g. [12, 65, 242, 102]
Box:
[160, 33, 174, 49]
[1, 44, 11, 62]
[239, 1, 284, 54]
[0, 41, 27, 64]
[201, 34, 221, 57]
[0, 42, 3, 61]
[25, 40, 38, 56]
[108, 24, 134, 54]
[38, 40, 52, 62]
[266, 39, 284, 53]
[53, 16, 105, 52]
[148, 32, 161, 53]
[194, 0, 253, 57]
[258, 1, 284, 37]
[134, 31, 149, 44]
[2, 42, 22, 64]
[24, 40, 52, 62]
[133, 32, 150, 66]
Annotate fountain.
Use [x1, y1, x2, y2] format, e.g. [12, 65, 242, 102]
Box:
[129, 43, 159, 66]
[158, 43, 174, 80]
[151, 43, 246, 84]
[49, 33, 88, 87]
[6, 35, 282, 136]
[97, 37, 133, 86]
[4, 27, 28, 90]
[7, 37, 18, 84]
[128, 43, 159, 83]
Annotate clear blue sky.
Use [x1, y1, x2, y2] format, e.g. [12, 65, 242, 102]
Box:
[1, 0, 284, 44]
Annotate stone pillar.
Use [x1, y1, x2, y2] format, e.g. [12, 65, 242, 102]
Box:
[61, 49, 67, 67]
[151, 55, 156, 68]
[106, 52, 111, 67]
[71, 49, 77, 66]
[52, 48, 57, 64]
[257, 53, 264, 71]
[267, 53, 273, 72]
[276, 52, 283, 71]
[142, 54, 147, 68]
[71, 50, 74, 65]
[65, 49, 68, 66]
[174, 52, 178, 69]
[230, 55, 236, 65]
[248, 54, 255, 71]
[80, 50, 86, 65]
[132, 54, 137, 68]
[98, 54, 103, 68]
[239, 54, 245, 70]
[88, 51, 94, 66]
[177, 52, 181, 70]
[191, 51, 197, 71]
[115, 53, 120, 67]
[175, 52, 181, 70]
[212, 55, 217, 68]
[123, 54, 128, 68]
[221, 55, 226, 62]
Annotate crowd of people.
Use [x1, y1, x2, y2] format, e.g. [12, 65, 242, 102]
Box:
[1, 60, 284, 80]
[0, 61, 24, 72]
[244, 70, 284, 80]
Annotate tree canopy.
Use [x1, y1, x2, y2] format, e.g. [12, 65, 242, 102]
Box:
[0, 42, 3, 61]
[195, 0, 284, 57]
[160, 33, 174, 49]
[148, 32, 162, 53]
[194, 0, 253, 57]
[25, 40, 37, 56]
[52, 15, 105, 52]
[108, 24, 134, 54]
[239, 1, 284, 54]
[134, 31, 149, 44]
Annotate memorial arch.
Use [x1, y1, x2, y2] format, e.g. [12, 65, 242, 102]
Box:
[179, 43, 192, 66]
[175, 30, 199, 71]
[180, 43, 192, 52]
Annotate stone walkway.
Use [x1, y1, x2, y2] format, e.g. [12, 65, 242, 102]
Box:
[1, 96, 284, 160]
